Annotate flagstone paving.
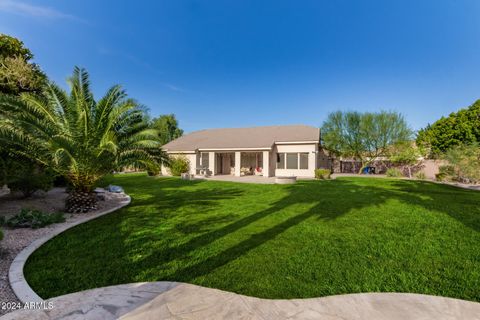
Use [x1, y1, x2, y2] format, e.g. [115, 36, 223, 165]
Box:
[1, 281, 479, 320]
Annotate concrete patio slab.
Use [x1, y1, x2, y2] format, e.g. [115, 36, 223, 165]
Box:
[194, 175, 315, 184]
[1, 282, 479, 320]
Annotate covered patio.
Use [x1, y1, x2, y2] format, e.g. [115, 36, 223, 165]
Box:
[206, 150, 272, 177]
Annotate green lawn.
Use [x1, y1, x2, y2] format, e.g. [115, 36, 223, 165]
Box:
[24, 174, 480, 301]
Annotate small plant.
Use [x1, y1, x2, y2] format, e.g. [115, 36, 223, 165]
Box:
[386, 168, 403, 177]
[6, 209, 65, 229]
[315, 169, 331, 180]
[436, 165, 455, 181]
[414, 171, 426, 180]
[443, 143, 480, 183]
[169, 156, 190, 176]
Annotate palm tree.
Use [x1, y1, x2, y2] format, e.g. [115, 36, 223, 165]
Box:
[0, 67, 167, 212]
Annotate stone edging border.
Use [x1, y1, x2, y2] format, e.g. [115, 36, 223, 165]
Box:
[8, 194, 132, 304]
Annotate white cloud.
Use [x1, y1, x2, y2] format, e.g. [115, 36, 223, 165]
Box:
[163, 83, 186, 92]
[0, 0, 84, 22]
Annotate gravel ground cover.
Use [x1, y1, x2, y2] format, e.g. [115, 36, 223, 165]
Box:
[0, 189, 125, 316]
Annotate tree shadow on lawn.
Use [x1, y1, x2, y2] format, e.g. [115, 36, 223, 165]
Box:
[124, 177, 480, 284]
[27, 175, 480, 299]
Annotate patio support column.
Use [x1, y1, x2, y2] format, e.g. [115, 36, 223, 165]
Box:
[234, 152, 241, 177]
[208, 152, 215, 176]
[263, 151, 270, 177]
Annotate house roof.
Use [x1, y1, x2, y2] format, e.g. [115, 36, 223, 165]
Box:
[163, 125, 320, 152]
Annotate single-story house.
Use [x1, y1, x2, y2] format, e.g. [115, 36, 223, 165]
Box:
[162, 125, 329, 178]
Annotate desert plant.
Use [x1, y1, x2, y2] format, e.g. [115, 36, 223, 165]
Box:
[386, 168, 403, 177]
[315, 169, 331, 180]
[436, 165, 455, 182]
[169, 155, 190, 176]
[414, 171, 426, 180]
[6, 209, 65, 229]
[443, 143, 480, 183]
[0, 67, 167, 212]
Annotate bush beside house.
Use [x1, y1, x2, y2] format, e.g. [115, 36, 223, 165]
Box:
[315, 169, 331, 179]
[169, 155, 190, 176]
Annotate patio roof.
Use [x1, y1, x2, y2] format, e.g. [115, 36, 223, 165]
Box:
[163, 125, 320, 152]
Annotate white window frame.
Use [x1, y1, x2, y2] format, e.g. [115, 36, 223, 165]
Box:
[276, 152, 309, 170]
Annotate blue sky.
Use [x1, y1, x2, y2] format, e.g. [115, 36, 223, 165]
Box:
[1, 0, 480, 133]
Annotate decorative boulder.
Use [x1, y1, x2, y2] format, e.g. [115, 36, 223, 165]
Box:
[106, 185, 124, 193]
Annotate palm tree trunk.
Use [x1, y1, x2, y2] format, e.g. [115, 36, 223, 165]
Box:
[65, 191, 97, 213]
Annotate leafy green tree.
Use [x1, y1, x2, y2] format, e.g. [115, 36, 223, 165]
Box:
[0, 35, 47, 187]
[150, 114, 183, 145]
[0, 34, 33, 60]
[0, 67, 166, 212]
[321, 110, 412, 173]
[416, 100, 480, 157]
[0, 34, 46, 95]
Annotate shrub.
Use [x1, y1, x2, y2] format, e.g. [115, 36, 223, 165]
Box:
[8, 169, 55, 197]
[414, 171, 426, 180]
[443, 143, 480, 183]
[4, 160, 54, 197]
[386, 168, 403, 177]
[146, 163, 161, 176]
[436, 165, 455, 181]
[5, 209, 65, 229]
[0, 229, 3, 241]
[169, 156, 190, 176]
[315, 169, 331, 180]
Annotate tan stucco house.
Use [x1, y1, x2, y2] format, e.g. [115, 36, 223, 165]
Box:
[162, 125, 329, 178]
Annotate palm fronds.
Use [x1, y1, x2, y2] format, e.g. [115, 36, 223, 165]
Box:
[0, 67, 166, 195]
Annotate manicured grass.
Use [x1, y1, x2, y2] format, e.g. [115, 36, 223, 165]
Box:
[25, 174, 480, 301]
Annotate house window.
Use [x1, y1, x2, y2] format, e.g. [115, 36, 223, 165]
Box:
[201, 152, 209, 168]
[299, 153, 309, 169]
[277, 153, 285, 169]
[286, 153, 298, 169]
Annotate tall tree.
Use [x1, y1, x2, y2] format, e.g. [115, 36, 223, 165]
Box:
[0, 67, 167, 212]
[321, 110, 412, 172]
[0, 34, 46, 95]
[150, 114, 183, 145]
[416, 99, 480, 157]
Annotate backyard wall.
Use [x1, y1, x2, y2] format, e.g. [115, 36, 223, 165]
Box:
[421, 159, 446, 180]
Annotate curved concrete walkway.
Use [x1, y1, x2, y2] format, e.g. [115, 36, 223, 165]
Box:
[8, 194, 131, 304]
[4, 188, 480, 320]
[1, 281, 480, 320]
